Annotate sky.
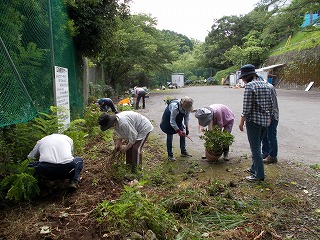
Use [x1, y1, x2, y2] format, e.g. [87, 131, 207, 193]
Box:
[129, 0, 260, 42]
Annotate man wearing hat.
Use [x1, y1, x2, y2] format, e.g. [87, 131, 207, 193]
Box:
[98, 111, 154, 173]
[238, 64, 273, 182]
[160, 96, 194, 161]
[195, 104, 235, 160]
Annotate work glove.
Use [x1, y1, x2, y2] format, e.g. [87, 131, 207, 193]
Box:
[185, 127, 189, 136]
[177, 129, 185, 137]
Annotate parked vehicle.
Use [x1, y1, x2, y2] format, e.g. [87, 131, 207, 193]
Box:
[185, 79, 193, 85]
[167, 82, 177, 89]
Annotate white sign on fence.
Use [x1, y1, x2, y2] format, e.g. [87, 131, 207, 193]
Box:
[54, 66, 70, 130]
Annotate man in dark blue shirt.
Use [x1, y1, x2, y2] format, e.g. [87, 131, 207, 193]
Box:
[96, 98, 118, 113]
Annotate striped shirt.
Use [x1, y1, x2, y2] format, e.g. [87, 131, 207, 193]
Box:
[241, 77, 273, 127]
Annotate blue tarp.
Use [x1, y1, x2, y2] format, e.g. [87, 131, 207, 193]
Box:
[301, 13, 319, 28]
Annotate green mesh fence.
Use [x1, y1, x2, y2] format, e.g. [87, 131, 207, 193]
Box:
[0, 0, 83, 128]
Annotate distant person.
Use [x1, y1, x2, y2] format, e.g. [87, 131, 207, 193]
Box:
[238, 64, 273, 182]
[98, 111, 154, 173]
[96, 98, 118, 113]
[28, 134, 83, 190]
[160, 96, 194, 161]
[195, 104, 235, 160]
[134, 86, 146, 110]
[262, 80, 279, 164]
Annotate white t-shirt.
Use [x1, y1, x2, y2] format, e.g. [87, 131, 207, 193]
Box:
[28, 134, 74, 164]
[114, 111, 154, 144]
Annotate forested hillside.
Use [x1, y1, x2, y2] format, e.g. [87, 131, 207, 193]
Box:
[169, 0, 319, 90]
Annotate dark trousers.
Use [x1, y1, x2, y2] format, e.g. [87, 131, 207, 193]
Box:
[246, 121, 267, 179]
[166, 134, 187, 157]
[30, 157, 83, 183]
[126, 133, 149, 173]
[160, 105, 185, 157]
[262, 119, 278, 158]
[136, 91, 146, 109]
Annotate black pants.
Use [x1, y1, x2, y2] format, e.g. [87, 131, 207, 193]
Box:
[30, 157, 83, 182]
[136, 91, 146, 109]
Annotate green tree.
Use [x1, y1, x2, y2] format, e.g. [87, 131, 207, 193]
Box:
[0, 2, 23, 53]
[170, 42, 206, 78]
[65, 0, 130, 58]
[99, 14, 181, 90]
[281, 0, 319, 30]
[204, 0, 308, 69]
[204, 15, 253, 69]
[161, 30, 194, 53]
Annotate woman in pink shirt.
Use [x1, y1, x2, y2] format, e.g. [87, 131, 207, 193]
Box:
[195, 104, 235, 160]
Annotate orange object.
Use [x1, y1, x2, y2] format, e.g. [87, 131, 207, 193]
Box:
[119, 98, 130, 105]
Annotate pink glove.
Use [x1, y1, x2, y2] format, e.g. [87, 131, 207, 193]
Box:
[177, 129, 185, 137]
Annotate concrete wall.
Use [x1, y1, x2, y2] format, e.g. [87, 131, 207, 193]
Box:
[266, 46, 320, 91]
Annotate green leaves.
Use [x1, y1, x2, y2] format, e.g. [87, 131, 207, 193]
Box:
[32, 106, 64, 135]
[200, 126, 234, 154]
[204, 0, 315, 69]
[65, 0, 126, 58]
[100, 14, 181, 88]
[0, 160, 39, 201]
[96, 186, 178, 238]
[1, 172, 39, 201]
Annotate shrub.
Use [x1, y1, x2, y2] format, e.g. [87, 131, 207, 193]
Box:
[200, 126, 234, 154]
[0, 160, 39, 201]
[96, 186, 178, 239]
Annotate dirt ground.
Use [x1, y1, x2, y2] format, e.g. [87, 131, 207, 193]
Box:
[1, 86, 320, 240]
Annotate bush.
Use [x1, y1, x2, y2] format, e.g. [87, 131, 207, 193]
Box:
[0, 105, 98, 202]
[0, 160, 39, 202]
[96, 186, 178, 239]
[200, 126, 234, 154]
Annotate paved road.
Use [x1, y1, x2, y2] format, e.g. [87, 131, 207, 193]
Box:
[140, 86, 319, 165]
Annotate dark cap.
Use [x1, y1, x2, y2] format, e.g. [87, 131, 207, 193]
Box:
[238, 64, 256, 79]
[98, 113, 117, 131]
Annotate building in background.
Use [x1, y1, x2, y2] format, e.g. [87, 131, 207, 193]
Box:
[171, 73, 185, 87]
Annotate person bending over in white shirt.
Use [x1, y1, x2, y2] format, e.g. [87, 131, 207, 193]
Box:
[28, 133, 83, 190]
